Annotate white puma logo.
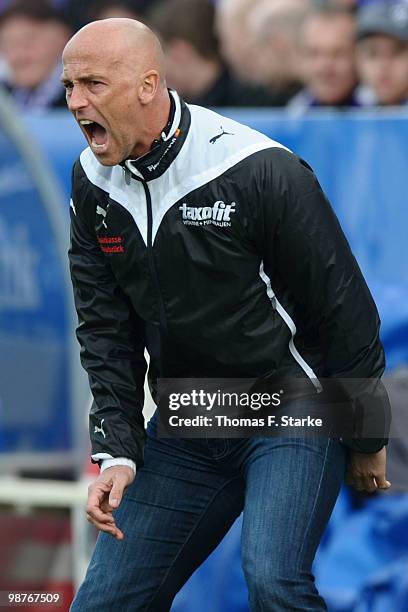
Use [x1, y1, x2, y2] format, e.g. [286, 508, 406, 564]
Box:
[96, 205, 108, 229]
[94, 418, 106, 439]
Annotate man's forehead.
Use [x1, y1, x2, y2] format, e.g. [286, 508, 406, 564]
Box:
[65, 39, 109, 59]
[62, 48, 123, 74]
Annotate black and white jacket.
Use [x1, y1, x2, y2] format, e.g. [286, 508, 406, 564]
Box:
[69, 91, 388, 469]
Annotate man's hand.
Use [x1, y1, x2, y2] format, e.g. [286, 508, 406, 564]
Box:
[86, 465, 135, 539]
[345, 446, 391, 493]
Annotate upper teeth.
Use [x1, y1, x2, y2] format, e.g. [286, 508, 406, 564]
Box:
[80, 120, 94, 125]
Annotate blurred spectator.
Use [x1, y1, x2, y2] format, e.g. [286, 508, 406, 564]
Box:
[148, 0, 280, 107]
[335, 0, 357, 7]
[288, 7, 366, 111]
[246, 0, 308, 105]
[312, 0, 357, 8]
[356, 1, 408, 105]
[0, 0, 72, 110]
[62, 0, 160, 30]
[84, 0, 154, 23]
[215, 0, 260, 84]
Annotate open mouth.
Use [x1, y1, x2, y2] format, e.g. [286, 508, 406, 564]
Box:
[79, 119, 108, 149]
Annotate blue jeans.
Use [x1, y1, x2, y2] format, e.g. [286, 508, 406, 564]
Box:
[71, 413, 345, 611]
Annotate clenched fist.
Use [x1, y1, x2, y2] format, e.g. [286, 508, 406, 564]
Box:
[345, 447, 391, 493]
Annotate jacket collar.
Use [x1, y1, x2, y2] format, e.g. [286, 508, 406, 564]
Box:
[121, 90, 191, 181]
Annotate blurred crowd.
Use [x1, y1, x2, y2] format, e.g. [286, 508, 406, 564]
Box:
[0, 0, 407, 112]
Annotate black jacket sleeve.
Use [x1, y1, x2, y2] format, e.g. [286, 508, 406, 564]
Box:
[69, 161, 147, 467]
[261, 149, 390, 453]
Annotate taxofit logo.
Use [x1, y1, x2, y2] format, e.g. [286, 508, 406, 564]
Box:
[179, 200, 236, 227]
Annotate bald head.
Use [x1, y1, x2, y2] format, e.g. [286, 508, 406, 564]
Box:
[62, 18, 171, 166]
[63, 18, 165, 82]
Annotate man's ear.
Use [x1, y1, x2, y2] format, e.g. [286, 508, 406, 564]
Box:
[139, 70, 160, 104]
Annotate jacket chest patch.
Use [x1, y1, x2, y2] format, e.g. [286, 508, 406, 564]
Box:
[97, 235, 124, 254]
[178, 200, 236, 228]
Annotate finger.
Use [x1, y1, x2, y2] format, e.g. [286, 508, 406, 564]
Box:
[86, 501, 116, 524]
[88, 516, 124, 540]
[374, 474, 391, 489]
[97, 521, 124, 541]
[86, 512, 122, 537]
[109, 475, 127, 509]
[87, 482, 116, 523]
[87, 482, 111, 509]
[361, 476, 377, 493]
[88, 481, 112, 500]
[100, 498, 115, 515]
[86, 512, 115, 530]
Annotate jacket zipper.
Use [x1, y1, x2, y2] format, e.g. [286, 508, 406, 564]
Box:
[139, 178, 168, 333]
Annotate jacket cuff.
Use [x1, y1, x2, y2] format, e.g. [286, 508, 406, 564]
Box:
[91, 453, 137, 474]
[340, 437, 388, 454]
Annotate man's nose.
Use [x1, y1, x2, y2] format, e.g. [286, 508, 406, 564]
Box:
[67, 85, 88, 111]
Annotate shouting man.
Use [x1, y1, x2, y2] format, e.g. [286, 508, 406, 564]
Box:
[63, 18, 390, 611]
